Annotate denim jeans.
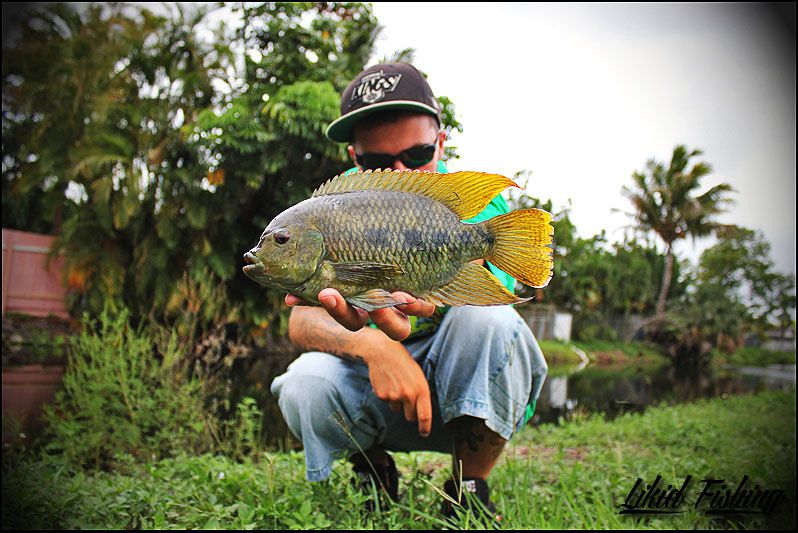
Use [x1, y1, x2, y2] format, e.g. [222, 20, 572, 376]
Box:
[270, 305, 548, 481]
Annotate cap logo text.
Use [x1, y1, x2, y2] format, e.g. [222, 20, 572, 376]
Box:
[351, 71, 402, 105]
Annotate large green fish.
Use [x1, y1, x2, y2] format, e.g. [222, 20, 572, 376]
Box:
[243, 170, 553, 310]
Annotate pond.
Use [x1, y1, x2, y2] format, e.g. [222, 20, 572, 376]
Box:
[530, 361, 797, 426]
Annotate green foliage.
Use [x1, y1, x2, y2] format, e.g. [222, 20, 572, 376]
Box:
[39, 306, 268, 469]
[41, 307, 213, 469]
[652, 226, 797, 366]
[721, 346, 796, 367]
[2, 2, 467, 349]
[699, 225, 796, 334]
[438, 95, 464, 162]
[507, 172, 685, 341]
[621, 145, 735, 246]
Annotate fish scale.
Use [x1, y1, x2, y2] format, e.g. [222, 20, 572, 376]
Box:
[313, 191, 484, 294]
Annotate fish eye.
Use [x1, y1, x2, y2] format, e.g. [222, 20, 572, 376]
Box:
[273, 230, 290, 245]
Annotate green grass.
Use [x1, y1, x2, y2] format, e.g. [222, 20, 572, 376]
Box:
[537, 339, 583, 367]
[572, 339, 669, 365]
[539, 339, 669, 369]
[712, 346, 796, 368]
[3, 390, 795, 529]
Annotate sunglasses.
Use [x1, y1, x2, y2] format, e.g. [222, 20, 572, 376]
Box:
[355, 142, 437, 170]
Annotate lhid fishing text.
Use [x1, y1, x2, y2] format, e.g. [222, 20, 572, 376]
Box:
[618, 474, 786, 516]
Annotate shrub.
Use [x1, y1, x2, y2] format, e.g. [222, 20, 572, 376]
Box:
[42, 308, 214, 469]
[729, 346, 796, 367]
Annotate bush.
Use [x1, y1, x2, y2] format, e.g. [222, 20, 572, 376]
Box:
[42, 308, 215, 469]
[728, 346, 796, 367]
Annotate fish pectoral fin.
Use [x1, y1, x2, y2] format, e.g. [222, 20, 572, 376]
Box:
[332, 261, 404, 284]
[345, 288, 402, 312]
[428, 263, 531, 306]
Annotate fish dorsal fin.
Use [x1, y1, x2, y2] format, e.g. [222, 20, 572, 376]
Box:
[312, 169, 519, 220]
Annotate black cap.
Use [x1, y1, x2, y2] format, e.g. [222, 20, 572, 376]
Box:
[325, 62, 442, 143]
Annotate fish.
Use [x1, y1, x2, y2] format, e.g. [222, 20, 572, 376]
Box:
[242, 169, 553, 311]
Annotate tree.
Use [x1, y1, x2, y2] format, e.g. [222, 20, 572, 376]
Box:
[698, 225, 796, 338]
[506, 171, 686, 340]
[620, 145, 735, 321]
[2, 2, 464, 340]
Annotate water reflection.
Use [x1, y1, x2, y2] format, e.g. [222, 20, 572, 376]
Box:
[532, 363, 796, 425]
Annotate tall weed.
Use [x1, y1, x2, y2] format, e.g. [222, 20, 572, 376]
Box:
[42, 308, 215, 469]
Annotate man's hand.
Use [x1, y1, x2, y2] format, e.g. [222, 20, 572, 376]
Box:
[366, 342, 432, 437]
[285, 288, 436, 341]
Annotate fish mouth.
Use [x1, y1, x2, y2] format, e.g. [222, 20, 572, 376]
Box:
[242, 252, 265, 274]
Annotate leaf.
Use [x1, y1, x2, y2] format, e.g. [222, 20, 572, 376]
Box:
[208, 253, 234, 280]
[112, 194, 141, 230]
[186, 204, 208, 229]
[299, 499, 312, 517]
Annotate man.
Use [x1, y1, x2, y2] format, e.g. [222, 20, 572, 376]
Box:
[270, 62, 548, 520]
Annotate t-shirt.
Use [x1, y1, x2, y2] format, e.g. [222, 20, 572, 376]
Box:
[342, 161, 517, 340]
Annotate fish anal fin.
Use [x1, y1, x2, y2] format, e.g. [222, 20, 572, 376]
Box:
[312, 169, 518, 220]
[428, 263, 530, 307]
[345, 288, 402, 312]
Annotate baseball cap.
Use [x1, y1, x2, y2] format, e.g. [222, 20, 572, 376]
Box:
[325, 62, 442, 143]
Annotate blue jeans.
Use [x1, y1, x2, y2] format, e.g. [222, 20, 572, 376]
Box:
[270, 305, 548, 481]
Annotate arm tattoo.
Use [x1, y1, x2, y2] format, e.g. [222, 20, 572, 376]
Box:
[291, 308, 368, 365]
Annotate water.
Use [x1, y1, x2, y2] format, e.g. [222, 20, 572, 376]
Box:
[531, 362, 796, 426]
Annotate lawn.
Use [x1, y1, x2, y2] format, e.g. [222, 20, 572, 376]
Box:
[3, 390, 795, 529]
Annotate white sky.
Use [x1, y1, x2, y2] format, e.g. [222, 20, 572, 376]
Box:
[370, 2, 796, 276]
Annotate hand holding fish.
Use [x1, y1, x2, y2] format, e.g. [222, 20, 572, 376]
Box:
[286, 295, 434, 436]
[285, 288, 436, 341]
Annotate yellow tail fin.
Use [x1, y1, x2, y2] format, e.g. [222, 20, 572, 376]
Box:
[483, 208, 554, 288]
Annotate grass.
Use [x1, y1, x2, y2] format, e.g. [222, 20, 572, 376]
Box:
[537, 339, 583, 367]
[538, 339, 670, 369]
[712, 346, 796, 368]
[3, 390, 795, 529]
[572, 339, 670, 366]
[542, 339, 795, 370]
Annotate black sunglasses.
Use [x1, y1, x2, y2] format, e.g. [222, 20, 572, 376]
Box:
[355, 142, 437, 170]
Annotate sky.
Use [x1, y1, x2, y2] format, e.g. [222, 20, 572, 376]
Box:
[367, 3, 796, 277]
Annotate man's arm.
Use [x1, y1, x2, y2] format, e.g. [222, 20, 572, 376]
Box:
[288, 303, 433, 437]
[288, 305, 395, 364]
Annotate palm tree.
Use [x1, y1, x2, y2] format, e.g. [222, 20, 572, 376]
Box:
[621, 145, 735, 321]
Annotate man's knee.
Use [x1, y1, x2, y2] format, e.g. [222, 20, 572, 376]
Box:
[277, 373, 339, 435]
[443, 305, 522, 342]
[438, 305, 534, 375]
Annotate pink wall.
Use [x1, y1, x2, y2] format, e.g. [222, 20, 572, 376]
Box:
[2, 229, 68, 318]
